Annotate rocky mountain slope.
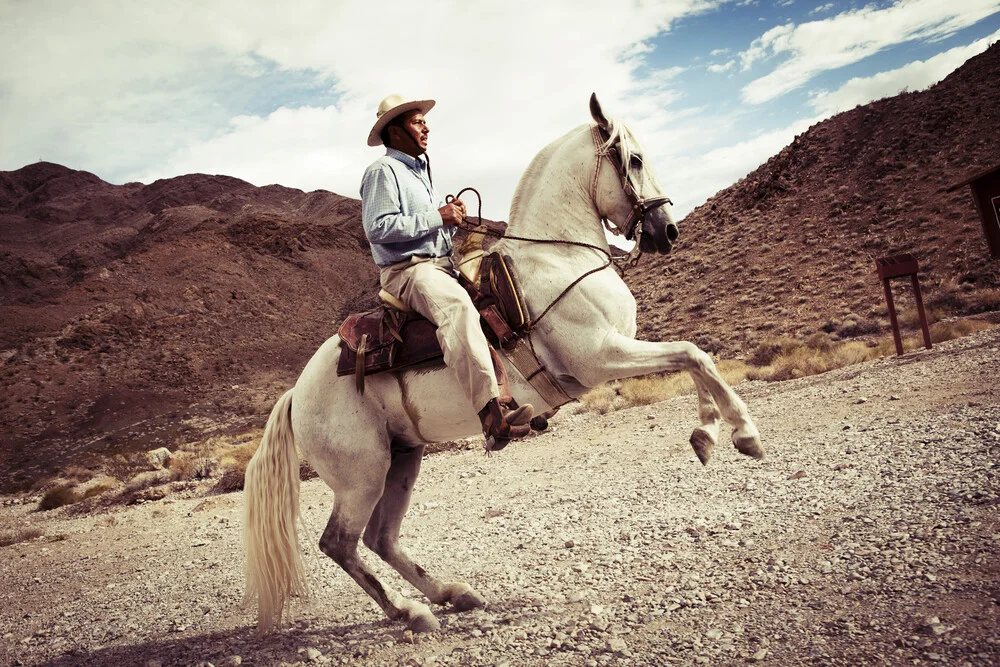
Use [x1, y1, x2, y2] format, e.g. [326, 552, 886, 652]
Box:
[629, 42, 1000, 356]
[2, 43, 999, 491]
[1, 165, 376, 490]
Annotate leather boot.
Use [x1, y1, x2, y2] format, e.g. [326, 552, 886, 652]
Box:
[478, 398, 531, 452]
[503, 401, 535, 426]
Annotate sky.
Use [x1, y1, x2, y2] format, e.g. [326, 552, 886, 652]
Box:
[1, 0, 999, 224]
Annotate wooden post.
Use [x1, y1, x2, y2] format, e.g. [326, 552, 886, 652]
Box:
[882, 276, 903, 355]
[875, 254, 931, 356]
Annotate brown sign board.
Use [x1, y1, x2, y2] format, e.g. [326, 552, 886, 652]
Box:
[947, 162, 1000, 259]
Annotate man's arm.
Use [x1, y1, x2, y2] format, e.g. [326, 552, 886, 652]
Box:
[361, 165, 450, 244]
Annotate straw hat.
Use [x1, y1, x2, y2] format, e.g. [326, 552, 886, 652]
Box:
[367, 94, 436, 147]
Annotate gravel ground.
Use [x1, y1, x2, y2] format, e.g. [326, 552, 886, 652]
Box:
[2, 327, 999, 667]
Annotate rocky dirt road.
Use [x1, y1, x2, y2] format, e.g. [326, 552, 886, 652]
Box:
[2, 327, 999, 667]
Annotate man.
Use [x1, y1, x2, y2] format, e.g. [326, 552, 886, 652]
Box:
[360, 94, 532, 451]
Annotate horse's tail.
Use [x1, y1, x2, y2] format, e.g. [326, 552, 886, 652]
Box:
[242, 389, 307, 634]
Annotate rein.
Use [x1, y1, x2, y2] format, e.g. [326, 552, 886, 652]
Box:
[448, 187, 613, 331]
[445, 123, 671, 331]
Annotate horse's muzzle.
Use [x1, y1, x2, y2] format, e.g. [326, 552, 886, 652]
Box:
[640, 216, 678, 255]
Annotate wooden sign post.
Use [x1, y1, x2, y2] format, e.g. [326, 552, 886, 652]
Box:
[875, 253, 931, 356]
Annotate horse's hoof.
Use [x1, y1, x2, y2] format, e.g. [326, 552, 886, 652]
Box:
[451, 590, 487, 612]
[690, 427, 716, 465]
[733, 433, 765, 459]
[530, 415, 549, 431]
[407, 613, 441, 633]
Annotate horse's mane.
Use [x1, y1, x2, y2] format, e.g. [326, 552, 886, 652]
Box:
[509, 116, 644, 224]
[597, 116, 644, 174]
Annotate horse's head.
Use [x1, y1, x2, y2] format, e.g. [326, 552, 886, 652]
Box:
[588, 94, 678, 255]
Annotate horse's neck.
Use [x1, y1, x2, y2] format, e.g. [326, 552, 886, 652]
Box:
[496, 127, 627, 331]
[503, 127, 610, 255]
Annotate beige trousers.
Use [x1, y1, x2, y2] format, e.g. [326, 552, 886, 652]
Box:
[380, 255, 499, 412]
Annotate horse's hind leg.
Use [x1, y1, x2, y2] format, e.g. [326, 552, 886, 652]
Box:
[319, 480, 441, 632]
[364, 441, 487, 612]
[689, 374, 722, 465]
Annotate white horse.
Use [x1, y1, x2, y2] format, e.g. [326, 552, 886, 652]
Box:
[243, 94, 763, 634]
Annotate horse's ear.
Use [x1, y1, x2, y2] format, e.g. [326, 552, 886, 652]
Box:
[589, 93, 609, 129]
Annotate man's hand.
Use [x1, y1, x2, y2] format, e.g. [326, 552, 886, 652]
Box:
[438, 199, 466, 226]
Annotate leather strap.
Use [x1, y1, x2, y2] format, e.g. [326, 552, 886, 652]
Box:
[505, 337, 573, 409]
[356, 334, 368, 394]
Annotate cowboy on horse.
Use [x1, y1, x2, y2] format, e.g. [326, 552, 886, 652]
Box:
[360, 94, 534, 451]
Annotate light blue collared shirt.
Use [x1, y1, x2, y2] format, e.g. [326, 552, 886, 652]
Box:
[360, 148, 453, 268]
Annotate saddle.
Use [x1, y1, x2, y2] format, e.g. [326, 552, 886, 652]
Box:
[336, 252, 529, 394]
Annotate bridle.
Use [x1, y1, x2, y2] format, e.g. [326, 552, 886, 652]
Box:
[589, 124, 672, 252]
[448, 124, 672, 328]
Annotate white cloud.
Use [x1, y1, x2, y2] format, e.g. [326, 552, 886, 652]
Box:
[809, 29, 1000, 116]
[708, 60, 738, 73]
[0, 0, 723, 220]
[739, 0, 1000, 104]
[809, 3, 834, 15]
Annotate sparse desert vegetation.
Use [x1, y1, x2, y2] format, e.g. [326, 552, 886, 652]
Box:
[580, 318, 997, 412]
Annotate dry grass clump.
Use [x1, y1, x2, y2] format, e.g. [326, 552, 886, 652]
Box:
[579, 360, 751, 412]
[578, 318, 996, 415]
[77, 478, 118, 500]
[38, 484, 80, 511]
[577, 382, 620, 415]
[617, 360, 751, 406]
[0, 526, 44, 547]
[929, 317, 994, 342]
[218, 437, 260, 475]
[747, 334, 877, 381]
[167, 452, 216, 481]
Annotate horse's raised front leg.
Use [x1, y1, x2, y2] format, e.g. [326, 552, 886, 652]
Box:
[689, 372, 723, 465]
[319, 470, 441, 633]
[363, 442, 487, 613]
[588, 334, 763, 460]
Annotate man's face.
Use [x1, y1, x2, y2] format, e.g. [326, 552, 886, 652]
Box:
[395, 111, 429, 154]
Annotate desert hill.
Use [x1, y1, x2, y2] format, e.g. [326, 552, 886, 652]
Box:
[1, 164, 376, 490]
[2, 42, 999, 491]
[628, 42, 1000, 356]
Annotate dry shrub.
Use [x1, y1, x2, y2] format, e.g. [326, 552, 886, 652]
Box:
[836, 315, 883, 338]
[124, 469, 174, 493]
[929, 318, 994, 343]
[619, 375, 692, 406]
[578, 382, 620, 415]
[964, 288, 1000, 313]
[213, 469, 245, 494]
[580, 359, 752, 414]
[78, 478, 118, 500]
[38, 484, 80, 511]
[747, 339, 878, 381]
[615, 360, 751, 407]
[219, 440, 259, 475]
[0, 527, 44, 547]
[167, 452, 215, 481]
[748, 336, 799, 367]
[61, 466, 95, 483]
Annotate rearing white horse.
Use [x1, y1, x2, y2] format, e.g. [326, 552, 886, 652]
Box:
[243, 94, 763, 635]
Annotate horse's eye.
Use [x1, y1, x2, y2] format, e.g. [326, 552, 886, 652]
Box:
[630, 155, 644, 169]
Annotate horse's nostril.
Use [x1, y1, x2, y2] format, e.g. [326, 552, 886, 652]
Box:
[666, 224, 679, 242]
